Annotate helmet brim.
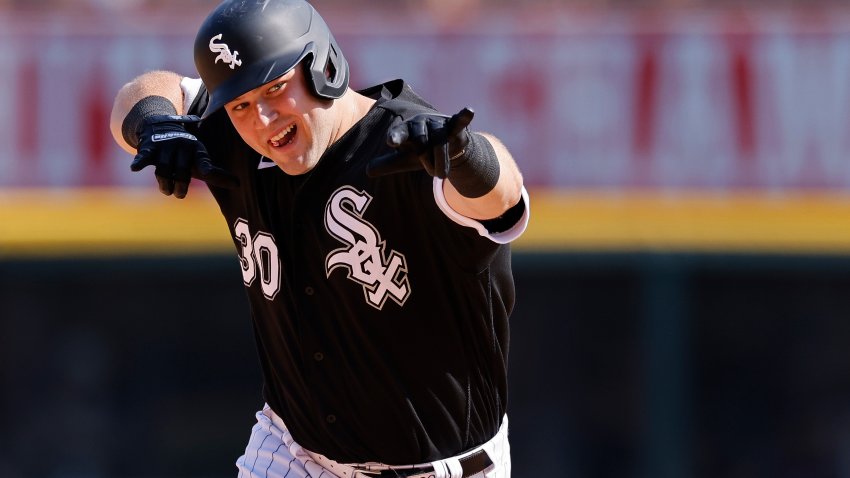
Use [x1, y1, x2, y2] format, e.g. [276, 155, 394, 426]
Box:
[200, 51, 309, 120]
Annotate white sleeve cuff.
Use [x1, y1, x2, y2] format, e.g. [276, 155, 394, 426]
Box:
[432, 178, 530, 245]
[180, 77, 204, 114]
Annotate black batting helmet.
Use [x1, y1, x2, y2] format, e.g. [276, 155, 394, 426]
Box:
[194, 0, 350, 119]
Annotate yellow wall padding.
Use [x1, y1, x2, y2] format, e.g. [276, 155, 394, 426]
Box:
[4, 187, 850, 257]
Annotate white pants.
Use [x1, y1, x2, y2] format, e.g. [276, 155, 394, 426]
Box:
[235, 405, 511, 478]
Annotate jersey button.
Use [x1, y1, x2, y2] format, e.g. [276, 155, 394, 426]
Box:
[313, 352, 324, 362]
[305, 286, 315, 295]
[326, 414, 336, 424]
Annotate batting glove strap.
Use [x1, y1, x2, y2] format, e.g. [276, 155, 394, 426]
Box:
[121, 95, 179, 148]
[447, 132, 501, 198]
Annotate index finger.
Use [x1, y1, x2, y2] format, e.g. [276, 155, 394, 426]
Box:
[446, 108, 475, 138]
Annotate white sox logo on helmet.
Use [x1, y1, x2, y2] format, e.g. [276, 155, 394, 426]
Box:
[324, 186, 411, 310]
[209, 34, 242, 69]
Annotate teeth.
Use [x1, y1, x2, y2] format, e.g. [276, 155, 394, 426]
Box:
[270, 124, 295, 143]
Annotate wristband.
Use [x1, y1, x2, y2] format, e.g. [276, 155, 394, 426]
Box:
[121, 95, 178, 148]
[448, 133, 501, 198]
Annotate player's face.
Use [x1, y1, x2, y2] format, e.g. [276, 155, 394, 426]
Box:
[224, 65, 335, 175]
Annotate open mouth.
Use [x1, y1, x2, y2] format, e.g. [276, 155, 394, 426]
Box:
[269, 123, 296, 148]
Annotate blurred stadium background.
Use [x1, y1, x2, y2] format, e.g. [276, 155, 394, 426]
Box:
[3, 0, 850, 477]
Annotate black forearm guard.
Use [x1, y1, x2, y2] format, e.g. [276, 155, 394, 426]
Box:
[449, 132, 501, 198]
[121, 95, 178, 148]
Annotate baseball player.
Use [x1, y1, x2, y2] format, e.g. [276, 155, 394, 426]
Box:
[109, 1, 529, 477]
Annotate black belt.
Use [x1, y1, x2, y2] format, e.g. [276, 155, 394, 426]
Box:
[373, 449, 493, 478]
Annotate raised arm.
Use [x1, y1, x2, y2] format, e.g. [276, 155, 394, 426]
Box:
[442, 132, 523, 221]
[109, 71, 236, 198]
[367, 108, 525, 222]
[109, 70, 185, 154]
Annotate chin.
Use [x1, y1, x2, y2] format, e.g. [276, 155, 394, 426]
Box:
[274, 158, 313, 176]
[282, 166, 311, 176]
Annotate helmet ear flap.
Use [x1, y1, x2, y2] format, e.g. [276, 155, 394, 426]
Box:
[306, 36, 349, 99]
[325, 45, 340, 84]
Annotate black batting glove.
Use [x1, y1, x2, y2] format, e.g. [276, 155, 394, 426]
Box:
[367, 108, 475, 179]
[131, 115, 238, 199]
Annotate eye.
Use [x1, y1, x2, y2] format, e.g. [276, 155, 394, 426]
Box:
[231, 102, 249, 112]
[267, 81, 285, 94]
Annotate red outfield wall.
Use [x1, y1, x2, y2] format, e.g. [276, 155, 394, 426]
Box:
[2, 7, 850, 191]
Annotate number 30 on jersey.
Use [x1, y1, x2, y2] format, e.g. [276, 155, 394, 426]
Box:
[234, 218, 281, 300]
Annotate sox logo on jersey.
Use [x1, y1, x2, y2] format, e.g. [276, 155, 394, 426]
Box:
[324, 186, 411, 310]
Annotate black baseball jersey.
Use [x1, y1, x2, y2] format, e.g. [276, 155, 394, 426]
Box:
[186, 79, 526, 465]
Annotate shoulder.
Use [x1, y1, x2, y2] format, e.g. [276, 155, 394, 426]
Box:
[181, 80, 236, 140]
[360, 79, 440, 120]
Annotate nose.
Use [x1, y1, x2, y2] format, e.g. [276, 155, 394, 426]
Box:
[254, 100, 278, 129]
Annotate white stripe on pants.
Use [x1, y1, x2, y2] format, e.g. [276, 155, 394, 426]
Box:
[235, 405, 511, 478]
